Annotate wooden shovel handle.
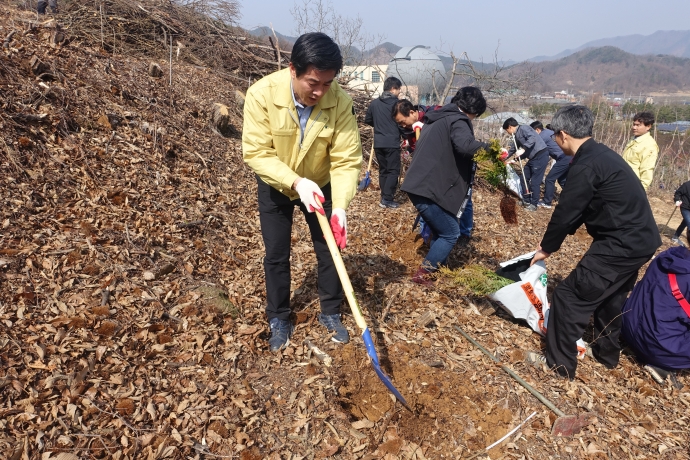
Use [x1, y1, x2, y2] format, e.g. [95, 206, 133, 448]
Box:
[314, 210, 368, 331]
[366, 143, 375, 172]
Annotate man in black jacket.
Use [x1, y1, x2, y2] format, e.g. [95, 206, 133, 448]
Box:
[401, 87, 488, 284]
[529, 105, 661, 379]
[365, 77, 403, 208]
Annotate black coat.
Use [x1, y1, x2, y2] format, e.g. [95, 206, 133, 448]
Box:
[401, 104, 488, 215]
[673, 180, 690, 211]
[541, 138, 661, 257]
[364, 92, 403, 148]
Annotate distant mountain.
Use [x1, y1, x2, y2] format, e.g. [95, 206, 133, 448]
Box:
[511, 46, 690, 93]
[529, 30, 690, 62]
[248, 27, 298, 46]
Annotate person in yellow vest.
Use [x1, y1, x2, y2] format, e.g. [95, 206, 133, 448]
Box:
[243, 33, 362, 351]
[622, 111, 659, 190]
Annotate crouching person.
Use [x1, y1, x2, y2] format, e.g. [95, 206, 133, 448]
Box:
[528, 105, 661, 379]
[242, 33, 362, 351]
[622, 240, 690, 388]
[401, 87, 488, 285]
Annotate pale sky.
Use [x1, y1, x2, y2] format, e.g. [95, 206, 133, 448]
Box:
[237, 0, 690, 62]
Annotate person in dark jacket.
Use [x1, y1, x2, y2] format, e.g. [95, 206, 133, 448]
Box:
[401, 87, 488, 285]
[670, 180, 690, 246]
[365, 77, 403, 208]
[528, 105, 662, 379]
[503, 118, 549, 210]
[621, 244, 690, 388]
[530, 120, 570, 209]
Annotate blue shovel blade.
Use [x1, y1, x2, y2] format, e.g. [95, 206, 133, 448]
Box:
[357, 171, 371, 191]
[362, 328, 408, 407]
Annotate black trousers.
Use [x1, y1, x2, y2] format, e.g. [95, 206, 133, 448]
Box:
[256, 177, 343, 322]
[374, 147, 401, 201]
[545, 253, 653, 379]
[521, 148, 549, 206]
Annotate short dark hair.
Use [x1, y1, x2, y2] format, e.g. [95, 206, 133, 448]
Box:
[451, 86, 486, 116]
[530, 121, 544, 131]
[383, 76, 402, 92]
[290, 32, 343, 77]
[502, 117, 519, 130]
[633, 111, 655, 126]
[545, 123, 553, 130]
[550, 105, 594, 139]
[392, 99, 415, 118]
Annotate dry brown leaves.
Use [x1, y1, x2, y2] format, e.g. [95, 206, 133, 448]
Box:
[0, 4, 688, 460]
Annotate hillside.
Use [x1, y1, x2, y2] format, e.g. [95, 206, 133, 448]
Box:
[511, 46, 690, 93]
[1, 3, 689, 460]
[529, 29, 690, 62]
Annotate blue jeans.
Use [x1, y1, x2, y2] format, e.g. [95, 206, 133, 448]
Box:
[673, 208, 690, 238]
[543, 156, 570, 205]
[458, 196, 473, 237]
[409, 194, 461, 269]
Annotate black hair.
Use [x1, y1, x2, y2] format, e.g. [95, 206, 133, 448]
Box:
[451, 86, 486, 116]
[530, 121, 544, 131]
[550, 105, 594, 139]
[633, 111, 655, 126]
[392, 99, 415, 118]
[290, 32, 343, 77]
[502, 117, 519, 130]
[383, 76, 402, 92]
[545, 124, 553, 130]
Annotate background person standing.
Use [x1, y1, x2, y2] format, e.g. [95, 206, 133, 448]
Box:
[365, 77, 403, 208]
[502, 118, 548, 211]
[530, 120, 570, 209]
[622, 111, 659, 191]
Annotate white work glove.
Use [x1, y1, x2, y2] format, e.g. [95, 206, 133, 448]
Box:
[330, 208, 347, 249]
[412, 121, 424, 131]
[499, 148, 509, 161]
[515, 148, 526, 158]
[294, 178, 325, 214]
[676, 201, 683, 207]
[401, 139, 409, 149]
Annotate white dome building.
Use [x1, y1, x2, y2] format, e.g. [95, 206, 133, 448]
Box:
[386, 46, 447, 104]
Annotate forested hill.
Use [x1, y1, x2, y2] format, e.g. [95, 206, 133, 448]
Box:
[510, 46, 690, 93]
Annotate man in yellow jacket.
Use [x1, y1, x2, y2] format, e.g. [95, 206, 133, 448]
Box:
[622, 111, 658, 190]
[243, 32, 362, 352]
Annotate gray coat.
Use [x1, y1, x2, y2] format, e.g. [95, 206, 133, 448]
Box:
[509, 125, 547, 160]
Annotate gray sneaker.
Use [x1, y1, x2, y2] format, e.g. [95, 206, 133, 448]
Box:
[525, 204, 538, 212]
[318, 313, 350, 343]
[671, 237, 686, 247]
[525, 351, 547, 369]
[379, 199, 400, 209]
[268, 318, 293, 352]
[537, 201, 552, 209]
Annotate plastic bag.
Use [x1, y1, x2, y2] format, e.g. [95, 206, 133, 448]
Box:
[492, 252, 586, 359]
[505, 165, 523, 197]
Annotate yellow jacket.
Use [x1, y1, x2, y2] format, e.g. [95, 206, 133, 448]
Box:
[242, 68, 362, 209]
[622, 132, 658, 190]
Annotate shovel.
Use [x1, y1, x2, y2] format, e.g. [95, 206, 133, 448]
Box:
[453, 325, 594, 436]
[663, 206, 677, 235]
[512, 135, 531, 196]
[315, 207, 409, 408]
[357, 143, 375, 192]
